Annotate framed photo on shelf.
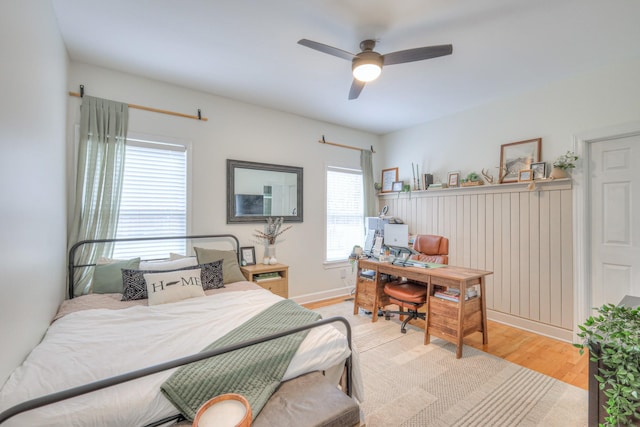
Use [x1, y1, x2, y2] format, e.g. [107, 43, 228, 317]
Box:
[518, 169, 533, 182]
[499, 138, 541, 183]
[240, 246, 256, 266]
[381, 167, 399, 193]
[391, 181, 404, 192]
[530, 162, 546, 180]
[447, 171, 460, 188]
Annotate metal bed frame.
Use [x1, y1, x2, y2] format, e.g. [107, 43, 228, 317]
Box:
[67, 234, 241, 299]
[1, 234, 354, 425]
[0, 317, 353, 425]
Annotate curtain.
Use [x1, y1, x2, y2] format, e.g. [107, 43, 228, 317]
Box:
[68, 96, 129, 296]
[360, 149, 377, 217]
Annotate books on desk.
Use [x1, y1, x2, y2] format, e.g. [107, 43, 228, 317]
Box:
[403, 260, 429, 268]
[433, 288, 478, 303]
[359, 269, 376, 279]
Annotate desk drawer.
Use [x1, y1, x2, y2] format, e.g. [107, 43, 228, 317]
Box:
[430, 296, 480, 316]
[357, 279, 376, 297]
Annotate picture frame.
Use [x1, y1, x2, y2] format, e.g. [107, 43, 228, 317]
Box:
[518, 169, 533, 182]
[240, 246, 256, 266]
[499, 138, 541, 183]
[391, 181, 404, 192]
[381, 167, 399, 193]
[447, 171, 460, 188]
[530, 161, 546, 180]
[422, 173, 433, 189]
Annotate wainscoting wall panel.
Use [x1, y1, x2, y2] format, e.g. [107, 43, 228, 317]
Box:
[379, 179, 574, 341]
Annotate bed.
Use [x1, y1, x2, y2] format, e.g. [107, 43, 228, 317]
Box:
[0, 234, 361, 426]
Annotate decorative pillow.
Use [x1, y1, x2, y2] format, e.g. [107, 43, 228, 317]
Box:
[194, 247, 245, 284]
[92, 257, 140, 294]
[139, 257, 197, 271]
[144, 269, 205, 306]
[121, 260, 224, 301]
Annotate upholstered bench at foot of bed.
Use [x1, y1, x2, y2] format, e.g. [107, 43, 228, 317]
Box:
[176, 371, 360, 427]
[253, 371, 360, 427]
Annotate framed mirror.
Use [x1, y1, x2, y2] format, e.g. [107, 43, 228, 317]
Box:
[227, 159, 303, 223]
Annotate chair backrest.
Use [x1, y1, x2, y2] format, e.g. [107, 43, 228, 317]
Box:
[411, 235, 449, 264]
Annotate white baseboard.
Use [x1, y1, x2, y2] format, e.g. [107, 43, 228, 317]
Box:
[488, 309, 574, 343]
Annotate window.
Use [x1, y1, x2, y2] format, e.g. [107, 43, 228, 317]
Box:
[112, 137, 188, 259]
[326, 166, 364, 262]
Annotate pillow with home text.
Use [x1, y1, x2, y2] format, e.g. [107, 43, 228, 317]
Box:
[121, 260, 223, 301]
[144, 269, 205, 306]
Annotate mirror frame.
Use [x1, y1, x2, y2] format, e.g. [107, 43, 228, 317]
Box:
[226, 159, 303, 224]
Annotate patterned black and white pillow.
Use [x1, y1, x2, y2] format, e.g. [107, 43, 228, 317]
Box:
[198, 259, 224, 290]
[121, 259, 224, 301]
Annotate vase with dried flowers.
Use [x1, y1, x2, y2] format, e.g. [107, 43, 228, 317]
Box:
[253, 217, 292, 264]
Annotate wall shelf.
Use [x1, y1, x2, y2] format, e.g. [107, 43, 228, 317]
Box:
[378, 178, 571, 199]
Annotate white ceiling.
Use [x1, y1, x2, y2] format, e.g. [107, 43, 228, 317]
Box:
[51, 0, 640, 134]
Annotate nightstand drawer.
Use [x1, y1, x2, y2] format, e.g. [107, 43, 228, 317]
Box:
[240, 263, 289, 298]
[256, 279, 287, 296]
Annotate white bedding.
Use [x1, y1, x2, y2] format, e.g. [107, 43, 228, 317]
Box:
[0, 287, 356, 426]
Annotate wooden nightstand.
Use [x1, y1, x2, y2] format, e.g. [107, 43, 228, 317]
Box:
[240, 263, 289, 298]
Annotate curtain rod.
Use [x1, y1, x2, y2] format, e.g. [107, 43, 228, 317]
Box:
[68, 86, 208, 122]
[318, 135, 375, 153]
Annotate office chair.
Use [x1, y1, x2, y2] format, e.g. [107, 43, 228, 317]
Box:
[383, 235, 449, 333]
[411, 234, 449, 264]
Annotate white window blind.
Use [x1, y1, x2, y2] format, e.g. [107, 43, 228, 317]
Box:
[112, 138, 188, 259]
[326, 166, 364, 262]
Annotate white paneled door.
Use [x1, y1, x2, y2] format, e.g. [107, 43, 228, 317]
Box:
[590, 134, 640, 308]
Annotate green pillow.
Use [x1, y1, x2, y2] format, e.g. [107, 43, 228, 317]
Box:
[92, 257, 141, 294]
[194, 247, 245, 284]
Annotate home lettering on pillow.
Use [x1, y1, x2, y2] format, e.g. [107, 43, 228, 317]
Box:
[144, 269, 205, 306]
[147, 275, 202, 293]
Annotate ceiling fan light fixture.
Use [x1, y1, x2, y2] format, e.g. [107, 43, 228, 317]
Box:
[352, 52, 383, 82]
[353, 63, 381, 82]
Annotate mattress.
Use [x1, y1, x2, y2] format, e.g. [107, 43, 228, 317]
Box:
[0, 283, 356, 426]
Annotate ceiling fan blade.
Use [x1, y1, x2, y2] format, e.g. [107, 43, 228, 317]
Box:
[383, 44, 453, 66]
[348, 79, 366, 100]
[297, 39, 355, 61]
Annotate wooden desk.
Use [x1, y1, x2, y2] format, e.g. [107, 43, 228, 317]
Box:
[355, 258, 492, 358]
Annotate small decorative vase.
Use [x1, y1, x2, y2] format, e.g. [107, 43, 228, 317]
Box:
[264, 245, 276, 265]
[549, 167, 567, 179]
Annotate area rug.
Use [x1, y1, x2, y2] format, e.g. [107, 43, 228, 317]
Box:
[313, 302, 587, 427]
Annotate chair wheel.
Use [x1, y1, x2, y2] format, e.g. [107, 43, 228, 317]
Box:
[384, 313, 391, 320]
[401, 328, 407, 334]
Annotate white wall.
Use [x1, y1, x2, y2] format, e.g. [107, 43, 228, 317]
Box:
[0, 1, 68, 385]
[67, 63, 380, 302]
[379, 58, 640, 188]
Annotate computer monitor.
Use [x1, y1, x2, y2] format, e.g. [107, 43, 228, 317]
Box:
[383, 224, 408, 247]
[383, 224, 419, 256]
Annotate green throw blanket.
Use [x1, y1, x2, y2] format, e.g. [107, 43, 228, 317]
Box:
[161, 299, 321, 421]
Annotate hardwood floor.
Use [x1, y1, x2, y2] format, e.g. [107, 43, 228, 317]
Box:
[302, 296, 589, 390]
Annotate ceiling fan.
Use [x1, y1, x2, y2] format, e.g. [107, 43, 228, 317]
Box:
[298, 38, 453, 100]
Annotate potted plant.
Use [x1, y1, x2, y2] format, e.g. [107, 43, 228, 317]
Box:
[550, 150, 579, 179]
[461, 171, 483, 186]
[574, 303, 640, 426]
